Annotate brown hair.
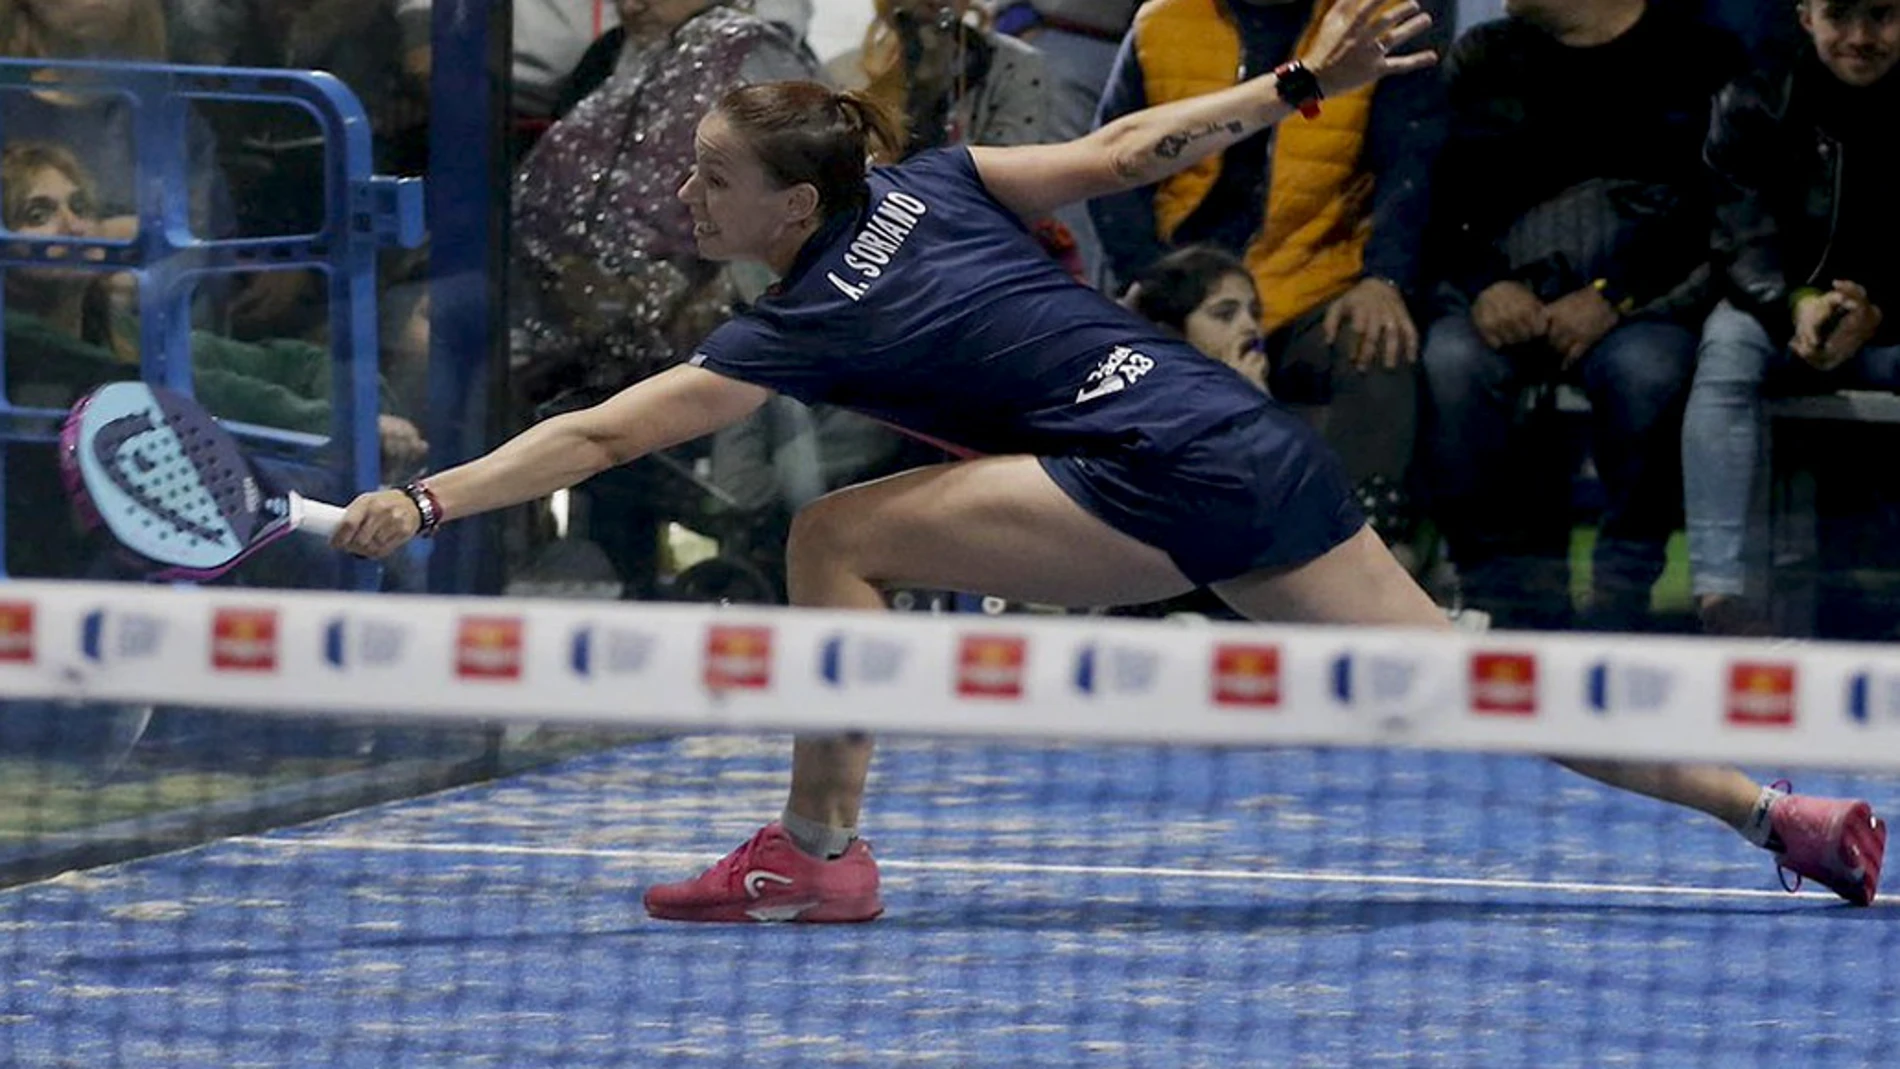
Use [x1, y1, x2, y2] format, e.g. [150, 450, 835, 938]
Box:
[0, 140, 95, 229]
[1, 140, 130, 358]
[858, 1, 990, 147]
[0, 0, 168, 61]
[714, 81, 904, 221]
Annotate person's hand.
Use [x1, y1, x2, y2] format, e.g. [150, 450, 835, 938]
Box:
[1471, 281, 1548, 350]
[1544, 284, 1621, 368]
[1807, 280, 1884, 371]
[1790, 289, 1848, 364]
[1325, 277, 1418, 370]
[1224, 339, 1270, 394]
[377, 414, 429, 478]
[330, 488, 423, 559]
[1300, 0, 1438, 100]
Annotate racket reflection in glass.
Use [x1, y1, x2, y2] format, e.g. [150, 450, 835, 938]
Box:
[59, 382, 346, 581]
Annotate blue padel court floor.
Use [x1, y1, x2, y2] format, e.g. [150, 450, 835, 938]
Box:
[4, 736, 1898, 1067]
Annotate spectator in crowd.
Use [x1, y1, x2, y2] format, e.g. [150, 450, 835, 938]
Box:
[994, 0, 1141, 141]
[0, 142, 423, 587]
[1, 143, 425, 477]
[1091, 0, 1448, 568]
[848, 0, 1088, 275]
[856, 0, 1057, 154]
[0, 0, 234, 245]
[1420, 0, 1744, 630]
[561, 0, 822, 118]
[1683, 0, 1900, 635]
[1121, 244, 1270, 394]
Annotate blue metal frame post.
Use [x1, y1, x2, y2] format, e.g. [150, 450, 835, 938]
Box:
[424, 0, 514, 595]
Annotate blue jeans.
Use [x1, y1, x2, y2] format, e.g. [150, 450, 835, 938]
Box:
[1682, 300, 1900, 598]
[1422, 313, 1697, 629]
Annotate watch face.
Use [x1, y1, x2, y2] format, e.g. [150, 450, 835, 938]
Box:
[1274, 62, 1323, 116]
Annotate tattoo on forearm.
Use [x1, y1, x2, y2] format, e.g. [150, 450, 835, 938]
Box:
[1153, 120, 1246, 160]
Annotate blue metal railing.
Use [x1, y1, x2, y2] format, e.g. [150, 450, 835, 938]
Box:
[0, 58, 425, 589]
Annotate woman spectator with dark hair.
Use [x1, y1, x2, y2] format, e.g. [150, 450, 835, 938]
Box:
[1123, 245, 1269, 394]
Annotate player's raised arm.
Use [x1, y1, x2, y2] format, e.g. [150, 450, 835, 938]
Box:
[332, 364, 771, 558]
[968, 0, 1436, 221]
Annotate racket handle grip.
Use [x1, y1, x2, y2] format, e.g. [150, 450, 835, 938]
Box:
[292, 494, 347, 538]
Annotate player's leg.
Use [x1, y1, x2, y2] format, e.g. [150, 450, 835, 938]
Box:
[644, 455, 1197, 922]
[1211, 527, 1885, 904]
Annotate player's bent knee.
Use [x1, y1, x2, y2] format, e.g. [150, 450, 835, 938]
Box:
[787, 497, 865, 572]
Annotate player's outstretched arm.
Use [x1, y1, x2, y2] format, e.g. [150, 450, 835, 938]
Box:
[969, 0, 1434, 221]
[331, 365, 771, 558]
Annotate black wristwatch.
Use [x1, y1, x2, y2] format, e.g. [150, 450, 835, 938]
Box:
[1273, 61, 1323, 120]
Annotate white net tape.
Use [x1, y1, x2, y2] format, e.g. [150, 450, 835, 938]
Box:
[4, 579, 1898, 770]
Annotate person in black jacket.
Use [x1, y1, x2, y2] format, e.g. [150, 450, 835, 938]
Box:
[1419, 0, 1744, 631]
[1683, 0, 1900, 634]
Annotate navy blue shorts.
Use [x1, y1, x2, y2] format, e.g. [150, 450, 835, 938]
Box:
[1040, 404, 1366, 586]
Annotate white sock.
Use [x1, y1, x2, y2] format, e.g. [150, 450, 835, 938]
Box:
[1739, 785, 1788, 849]
[780, 809, 855, 859]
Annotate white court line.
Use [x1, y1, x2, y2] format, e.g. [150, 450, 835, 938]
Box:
[227, 835, 1840, 903]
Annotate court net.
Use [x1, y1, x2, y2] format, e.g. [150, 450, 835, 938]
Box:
[3, 578, 1898, 1068]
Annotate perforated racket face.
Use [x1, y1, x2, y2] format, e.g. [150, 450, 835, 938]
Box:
[59, 382, 268, 574]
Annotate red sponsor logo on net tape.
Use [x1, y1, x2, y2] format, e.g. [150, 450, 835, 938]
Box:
[457, 617, 525, 680]
[1727, 662, 1796, 727]
[705, 625, 773, 690]
[0, 601, 34, 664]
[1471, 652, 1537, 716]
[212, 608, 279, 673]
[957, 635, 1027, 699]
[1212, 644, 1281, 708]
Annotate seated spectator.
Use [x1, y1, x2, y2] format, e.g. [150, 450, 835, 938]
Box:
[1, 143, 425, 473]
[2, 141, 425, 591]
[1683, 0, 1900, 635]
[1121, 245, 1269, 394]
[0, 0, 234, 246]
[561, 0, 822, 119]
[994, 0, 1140, 144]
[1091, 0, 1449, 566]
[847, 0, 1090, 276]
[854, 0, 1057, 152]
[1420, 0, 1744, 631]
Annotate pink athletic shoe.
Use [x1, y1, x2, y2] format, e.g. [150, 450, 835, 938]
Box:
[643, 823, 884, 923]
[1770, 792, 1887, 906]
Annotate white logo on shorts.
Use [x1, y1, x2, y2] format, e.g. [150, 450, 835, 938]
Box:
[1075, 345, 1155, 404]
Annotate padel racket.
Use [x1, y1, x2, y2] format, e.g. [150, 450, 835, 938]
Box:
[58, 381, 346, 581]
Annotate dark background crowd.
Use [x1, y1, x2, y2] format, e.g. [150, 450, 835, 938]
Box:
[2, 0, 1897, 643]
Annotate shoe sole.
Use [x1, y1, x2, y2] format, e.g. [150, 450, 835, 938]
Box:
[645, 893, 885, 924]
